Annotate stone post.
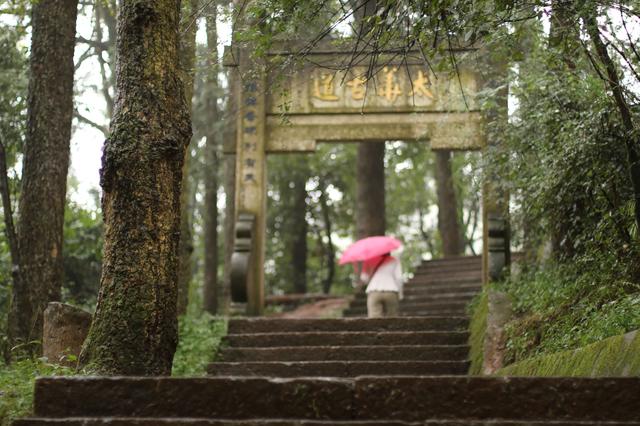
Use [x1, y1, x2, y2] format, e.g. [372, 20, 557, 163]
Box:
[234, 50, 266, 316]
[42, 302, 91, 367]
[481, 52, 511, 284]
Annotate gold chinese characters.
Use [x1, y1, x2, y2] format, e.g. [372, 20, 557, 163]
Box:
[310, 67, 434, 103]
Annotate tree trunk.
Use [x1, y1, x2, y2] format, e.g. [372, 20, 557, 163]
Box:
[291, 164, 308, 294]
[176, 0, 199, 316]
[356, 142, 386, 239]
[584, 13, 640, 237]
[435, 150, 464, 257]
[79, 0, 191, 375]
[319, 182, 335, 294]
[222, 152, 235, 313]
[203, 3, 220, 315]
[8, 0, 78, 353]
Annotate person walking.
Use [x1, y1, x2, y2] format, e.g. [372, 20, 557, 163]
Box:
[360, 253, 403, 318]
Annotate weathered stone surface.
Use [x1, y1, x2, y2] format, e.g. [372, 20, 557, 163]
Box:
[483, 290, 512, 374]
[228, 317, 469, 334]
[208, 360, 470, 377]
[32, 377, 354, 419]
[218, 345, 470, 362]
[20, 419, 640, 425]
[28, 376, 640, 422]
[224, 331, 469, 347]
[353, 377, 640, 422]
[42, 302, 91, 367]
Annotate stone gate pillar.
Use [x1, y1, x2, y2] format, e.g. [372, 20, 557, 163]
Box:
[481, 55, 510, 284]
[231, 52, 267, 316]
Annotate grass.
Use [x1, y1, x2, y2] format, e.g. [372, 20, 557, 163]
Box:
[467, 290, 488, 375]
[0, 359, 74, 426]
[496, 257, 640, 365]
[171, 311, 227, 376]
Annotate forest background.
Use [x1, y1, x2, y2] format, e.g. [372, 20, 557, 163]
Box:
[1, 0, 640, 421]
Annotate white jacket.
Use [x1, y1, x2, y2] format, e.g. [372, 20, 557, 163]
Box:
[361, 257, 403, 299]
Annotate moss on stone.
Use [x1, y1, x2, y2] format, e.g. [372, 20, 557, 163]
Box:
[496, 329, 640, 377]
[468, 290, 488, 375]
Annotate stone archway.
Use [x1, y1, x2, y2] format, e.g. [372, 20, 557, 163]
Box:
[224, 40, 508, 315]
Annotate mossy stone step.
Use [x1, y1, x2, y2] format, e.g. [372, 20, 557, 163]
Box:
[217, 345, 470, 362]
[18, 420, 640, 425]
[227, 317, 469, 334]
[207, 360, 470, 377]
[224, 331, 469, 347]
[25, 376, 640, 422]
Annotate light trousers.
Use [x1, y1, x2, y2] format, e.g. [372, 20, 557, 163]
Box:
[367, 291, 400, 318]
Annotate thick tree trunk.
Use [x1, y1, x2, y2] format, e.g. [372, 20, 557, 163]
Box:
[176, 0, 199, 315]
[79, 0, 191, 375]
[356, 142, 386, 239]
[8, 0, 78, 352]
[319, 183, 335, 294]
[435, 150, 464, 257]
[203, 4, 220, 315]
[291, 166, 308, 294]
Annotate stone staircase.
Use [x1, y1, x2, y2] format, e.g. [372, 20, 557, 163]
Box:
[343, 255, 482, 317]
[16, 255, 640, 425]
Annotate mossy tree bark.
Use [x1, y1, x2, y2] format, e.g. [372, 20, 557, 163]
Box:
[176, 0, 199, 315]
[8, 0, 78, 353]
[356, 142, 386, 239]
[203, 2, 221, 315]
[435, 150, 464, 257]
[79, 0, 191, 375]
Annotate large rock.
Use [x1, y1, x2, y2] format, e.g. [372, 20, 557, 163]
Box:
[42, 302, 91, 367]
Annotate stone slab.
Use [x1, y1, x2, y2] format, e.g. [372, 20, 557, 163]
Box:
[227, 318, 470, 334]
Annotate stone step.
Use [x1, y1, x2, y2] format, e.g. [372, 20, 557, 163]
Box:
[418, 255, 481, 266]
[217, 345, 469, 362]
[342, 310, 467, 318]
[224, 331, 469, 347]
[207, 360, 469, 377]
[18, 419, 640, 425]
[351, 292, 477, 305]
[403, 284, 481, 295]
[227, 317, 469, 334]
[349, 299, 471, 310]
[26, 376, 640, 422]
[410, 273, 481, 281]
[415, 263, 482, 274]
[344, 306, 468, 317]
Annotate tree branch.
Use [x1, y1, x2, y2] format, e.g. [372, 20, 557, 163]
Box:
[74, 110, 109, 136]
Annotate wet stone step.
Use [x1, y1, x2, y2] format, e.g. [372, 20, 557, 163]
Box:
[350, 293, 477, 306]
[27, 376, 640, 422]
[217, 345, 470, 362]
[227, 317, 469, 334]
[207, 360, 470, 377]
[407, 276, 482, 286]
[18, 420, 640, 425]
[224, 331, 469, 347]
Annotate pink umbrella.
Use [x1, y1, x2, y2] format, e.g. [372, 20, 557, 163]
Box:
[338, 236, 402, 265]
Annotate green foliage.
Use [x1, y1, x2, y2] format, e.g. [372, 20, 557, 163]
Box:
[172, 312, 227, 376]
[496, 329, 640, 377]
[0, 359, 74, 426]
[498, 255, 640, 364]
[62, 200, 103, 307]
